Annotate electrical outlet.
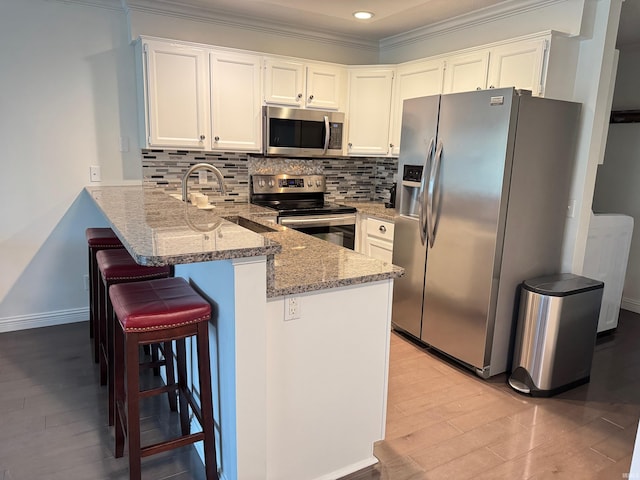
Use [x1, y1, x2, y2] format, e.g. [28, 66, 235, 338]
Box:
[90, 165, 101, 182]
[198, 171, 208, 184]
[284, 296, 301, 321]
[83, 274, 89, 291]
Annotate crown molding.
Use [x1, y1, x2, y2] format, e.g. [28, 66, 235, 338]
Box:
[123, 0, 379, 53]
[380, 0, 572, 51]
[50, 0, 124, 12]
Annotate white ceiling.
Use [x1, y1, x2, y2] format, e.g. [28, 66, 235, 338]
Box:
[142, 0, 640, 46]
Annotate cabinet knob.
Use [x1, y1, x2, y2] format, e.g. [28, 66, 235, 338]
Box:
[214, 136, 220, 142]
[389, 143, 394, 148]
[348, 142, 353, 148]
[489, 85, 495, 89]
[199, 135, 205, 141]
[297, 93, 303, 99]
[308, 94, 314, 101]
[379, 225, 387, 233]
[476, 87, 482, 91]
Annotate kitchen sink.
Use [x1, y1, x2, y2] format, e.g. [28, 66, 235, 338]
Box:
[223, 216, 277, 234]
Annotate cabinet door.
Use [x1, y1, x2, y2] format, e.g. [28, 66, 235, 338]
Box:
[363, 217, 395, 262]
[365, 236, 394, 263]
[346, 68, 394, 156]
[390, 59, 445, 156]
[263, 59, 305, 107]
[305, 64, 344, 110]
[210, 52, 262, 151]
[143, 40, 210, 149]
[487, 39, 547, 96]
[443, 51, 489, 94]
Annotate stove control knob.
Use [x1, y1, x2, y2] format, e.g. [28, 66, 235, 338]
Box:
[307, 180, 312, 187]
[258, 179, 265, 188]
[316, 179, 322, 187]
[268, 179, 275, 188]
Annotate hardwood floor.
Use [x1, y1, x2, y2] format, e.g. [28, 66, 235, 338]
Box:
[342, 309, 640, 480]
[1, 311, 638, 479]
[0, 323, 205, 480]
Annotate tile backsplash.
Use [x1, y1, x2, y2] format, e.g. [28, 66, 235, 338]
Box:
[142, 150, 397, 203]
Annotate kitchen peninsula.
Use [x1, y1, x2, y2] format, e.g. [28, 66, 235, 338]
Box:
[86, 185, 403, 480]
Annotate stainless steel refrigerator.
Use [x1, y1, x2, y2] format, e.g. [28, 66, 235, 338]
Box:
[391, 88, 580, 378]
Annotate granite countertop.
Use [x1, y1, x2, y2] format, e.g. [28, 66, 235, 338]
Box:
[344, 201, 396, 221]
[86, 186, 403, 298]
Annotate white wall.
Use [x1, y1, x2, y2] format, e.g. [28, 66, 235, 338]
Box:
[0, 0, 140, 330]
[592, 47, 640, 312]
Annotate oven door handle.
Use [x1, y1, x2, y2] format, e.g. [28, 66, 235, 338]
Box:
[280, 214, 356, 228]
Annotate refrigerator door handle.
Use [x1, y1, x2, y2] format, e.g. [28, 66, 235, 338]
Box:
[418, 138, 435, 246]
[427, 141, 444, 248]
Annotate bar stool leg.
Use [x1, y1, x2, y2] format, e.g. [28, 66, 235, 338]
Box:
[196, 321, 218, 479]
[163, 341, 178, 412]
[126, 332, 143, 480]
[176, 338, 191, 436]
[99, 278, 108, 386]
[114, 315, 126, 459]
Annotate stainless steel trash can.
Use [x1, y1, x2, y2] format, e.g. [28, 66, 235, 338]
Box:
[508, 273, 604, 397]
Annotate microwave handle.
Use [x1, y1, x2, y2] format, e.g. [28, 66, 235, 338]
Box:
[323, 115, 330, 154]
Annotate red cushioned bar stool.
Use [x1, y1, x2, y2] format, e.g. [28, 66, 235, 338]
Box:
[86, 227, 123, 363]
[110, 277, 218, 480]
[96, 249, 172, 426]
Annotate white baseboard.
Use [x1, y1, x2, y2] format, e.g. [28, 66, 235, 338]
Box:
[621, 297, 640, 315]
[0, 307, 88, 333]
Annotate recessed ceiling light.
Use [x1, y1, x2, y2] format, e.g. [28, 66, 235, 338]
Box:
[353, 11, 374, 20]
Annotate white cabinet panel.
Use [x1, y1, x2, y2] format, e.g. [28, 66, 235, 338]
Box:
[443, 51, 489, 94]
[363, 217, 395, 263]
[263, 59, 305, 107]
[346, 68, 394, 156]
[305, 64, 343, 110]
[487, 39, 547, 95]
[264, 59, 344, 110]
[390, 59, 445, 156]
[210, 51, 262, 151]
[142, 40, 210, 149]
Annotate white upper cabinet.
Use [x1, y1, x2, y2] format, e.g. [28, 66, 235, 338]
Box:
[443, 50, 490, 94]
[346, 68, 395, 156]
[305, 63, 344, 109]
[263, 59, 305, 106]
[389, 59, 445, 156]
[141, 39, 210, 149]
[487, 38, 547, 95]
[210, 51, 262, 152]
[263, 58, 344, 110]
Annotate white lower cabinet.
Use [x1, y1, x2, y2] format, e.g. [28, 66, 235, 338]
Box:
[359, 216, 395, 263]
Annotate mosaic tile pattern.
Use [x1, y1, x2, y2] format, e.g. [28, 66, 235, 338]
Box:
[142, 150, 250, 203]
[143, 150, 398, 204]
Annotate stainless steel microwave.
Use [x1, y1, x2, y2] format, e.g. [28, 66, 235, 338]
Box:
[263, 106, 344, 157]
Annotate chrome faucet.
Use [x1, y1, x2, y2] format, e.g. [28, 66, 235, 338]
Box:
[181, 163, 227, 202]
